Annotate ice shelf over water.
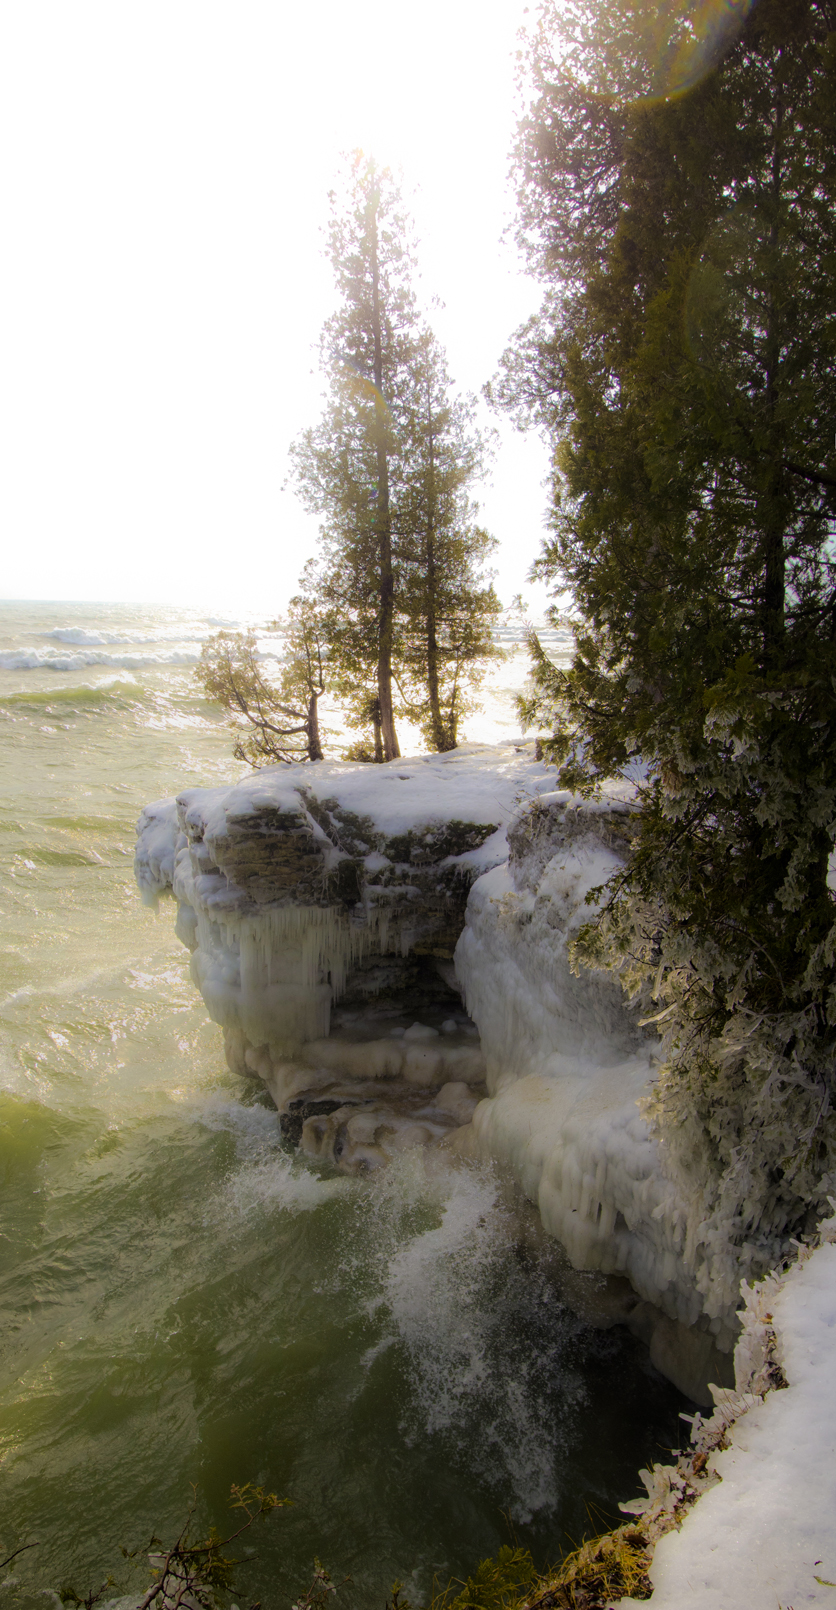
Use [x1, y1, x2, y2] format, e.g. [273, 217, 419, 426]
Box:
[136, 742, 736, 1388]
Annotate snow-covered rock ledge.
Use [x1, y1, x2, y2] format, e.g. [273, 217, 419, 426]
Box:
[136, 743, 554, 1170]
[618, 1216, 836, 1609]
[135, 742, 736, 1396]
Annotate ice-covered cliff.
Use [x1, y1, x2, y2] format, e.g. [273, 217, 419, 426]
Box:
[454, 794, 745, 1364]
[135, 741, 735, 1390]
[136, 744, 550, 1171]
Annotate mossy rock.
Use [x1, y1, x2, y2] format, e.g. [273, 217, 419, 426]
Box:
[384, 820, 497, 865]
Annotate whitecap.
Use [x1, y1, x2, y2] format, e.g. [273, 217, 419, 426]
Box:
[0, 647, 201, 671]
[221, 1152, 348, 1217]
[193, 1089, 349, 1213]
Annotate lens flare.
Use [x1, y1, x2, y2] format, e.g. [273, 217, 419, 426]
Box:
[559, 0, 756, 107]
[340, 354, 390, 416]
[648, 0, 755, 100]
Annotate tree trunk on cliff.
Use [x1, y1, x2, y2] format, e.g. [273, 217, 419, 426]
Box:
[306, 691, 323, 763]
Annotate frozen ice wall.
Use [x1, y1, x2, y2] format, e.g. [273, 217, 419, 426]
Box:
[455, 789, 740, 1366]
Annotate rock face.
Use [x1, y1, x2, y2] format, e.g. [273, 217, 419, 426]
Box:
[135, 742, 737, 1396]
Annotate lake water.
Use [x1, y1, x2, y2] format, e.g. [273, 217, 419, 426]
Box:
[0, 601, 687, 1609]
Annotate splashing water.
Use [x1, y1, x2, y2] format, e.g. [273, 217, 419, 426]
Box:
[378, 1157, 577, 1520]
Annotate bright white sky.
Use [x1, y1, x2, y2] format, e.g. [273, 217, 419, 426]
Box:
[0, 0, 554, 614]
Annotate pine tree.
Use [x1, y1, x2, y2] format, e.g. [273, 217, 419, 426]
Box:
[291, 156, 503, 760]
[497, 0, 836, 1290]
[290, 154, 419, 763]
[398, 330, 501, 751]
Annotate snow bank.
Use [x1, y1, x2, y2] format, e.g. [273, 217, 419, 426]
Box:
[622, 1220, 836, 1608]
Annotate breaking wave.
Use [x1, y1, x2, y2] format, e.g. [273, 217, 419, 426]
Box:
[0, 674, 141, 706]
[358, 1154, 583, 1523]
[0, 646, 202, 671]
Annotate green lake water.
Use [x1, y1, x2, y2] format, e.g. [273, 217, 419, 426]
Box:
[0, 601, 688, 1609]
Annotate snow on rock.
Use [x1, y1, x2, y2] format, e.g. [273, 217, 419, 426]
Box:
[135, 739, 553, 978]
[621, 1219, 836, 1608]
[134, 743, 555, 1174]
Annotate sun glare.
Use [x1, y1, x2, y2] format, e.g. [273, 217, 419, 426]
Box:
[0, 0, 549, 612]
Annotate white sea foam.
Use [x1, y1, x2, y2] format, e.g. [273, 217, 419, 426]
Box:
[195, 1091, 349, 1216]
[0, 646, 202, 671]
[44, 624, 240, 646]
[190, 1089, 284, 1150]
[381, 1162, 508, 1430]
[365, 1153, 578, 1521]
[220, 1151, 348, 1216]
[0, 611, 559, 677]
[46, 627, 159, 645]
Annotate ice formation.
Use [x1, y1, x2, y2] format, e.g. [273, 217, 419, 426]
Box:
[136, 743, 734, 1386]
[454, 791, 742, 1361]
[135, 740, 836, 1568]
[135, 743, 551, 1175]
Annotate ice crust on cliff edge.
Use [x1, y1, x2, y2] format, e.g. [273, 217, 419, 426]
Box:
[621, 1225, 836, 1609]
[455, 809, 741, 1354]
[134, 741, 737, 1359]
[134, 742, 555, 1049]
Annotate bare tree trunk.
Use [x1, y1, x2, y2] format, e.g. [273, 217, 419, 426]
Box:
[306, 693, 323, 762]
[370, 200, 400, 761]
[423, 373, 454, 750]
[369, 696, 384, 763]
[425, 528, 448, 749]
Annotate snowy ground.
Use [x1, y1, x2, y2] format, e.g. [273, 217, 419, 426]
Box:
[624, 1225, 836, 1610]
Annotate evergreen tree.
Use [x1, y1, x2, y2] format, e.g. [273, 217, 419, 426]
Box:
[292, 155, 502, 760]
[498, 0, 836, 1291]
[290, 153, 419, 763]
[399, 330, 502, 751]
